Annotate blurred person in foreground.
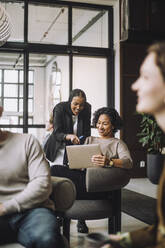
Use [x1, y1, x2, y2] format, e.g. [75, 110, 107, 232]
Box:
[101, 42, 165, 248]
[0, 103, 64, 247]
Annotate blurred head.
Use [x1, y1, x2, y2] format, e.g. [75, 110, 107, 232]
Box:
[131, 42, 165, 116]
[69, 89, 87, 116]
[92, 107, 123, 138]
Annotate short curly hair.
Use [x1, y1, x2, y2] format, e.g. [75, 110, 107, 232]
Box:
[92, 107, 123, 134]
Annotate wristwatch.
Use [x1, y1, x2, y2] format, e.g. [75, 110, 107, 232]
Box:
[109, 159, 114, 167]
[105, 159, 114, 168]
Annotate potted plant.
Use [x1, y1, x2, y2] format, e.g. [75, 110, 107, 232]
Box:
[137, 113, 165, 184]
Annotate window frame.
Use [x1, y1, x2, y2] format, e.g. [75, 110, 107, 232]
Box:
[0, 0, 114, 133]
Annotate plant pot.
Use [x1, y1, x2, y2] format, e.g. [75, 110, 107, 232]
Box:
[147, 153, 165, 184]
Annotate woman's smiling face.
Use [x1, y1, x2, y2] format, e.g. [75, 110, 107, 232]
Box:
[131, 52, 165, 115]
[70, 96, 85, 115]
[96, 114, 114, 138]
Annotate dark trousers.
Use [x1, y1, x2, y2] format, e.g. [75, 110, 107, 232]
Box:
[51, 165, 109, 200]
[0, 208, 65, 248]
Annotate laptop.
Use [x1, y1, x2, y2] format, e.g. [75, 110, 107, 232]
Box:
[66, 144, 101, 169]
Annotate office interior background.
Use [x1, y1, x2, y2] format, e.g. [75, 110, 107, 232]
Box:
[0, 0, 165, 179]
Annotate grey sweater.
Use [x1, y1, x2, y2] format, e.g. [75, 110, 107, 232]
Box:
[0, 132, 55, 215]
[85, 136, 133, 169]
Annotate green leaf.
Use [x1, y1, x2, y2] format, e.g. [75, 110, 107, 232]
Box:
[137, 113, 165, 154]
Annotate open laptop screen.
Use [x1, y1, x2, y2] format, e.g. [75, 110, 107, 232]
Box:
[66, 144, 101, 169]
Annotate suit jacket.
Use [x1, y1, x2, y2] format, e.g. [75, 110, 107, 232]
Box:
[44, 101, 91, 164]
[130, 160, 165, 248]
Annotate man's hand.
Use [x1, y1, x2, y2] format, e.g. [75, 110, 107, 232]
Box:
[0, 203, 6, 216]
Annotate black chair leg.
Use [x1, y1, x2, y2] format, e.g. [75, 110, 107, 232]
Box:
[108, 189, 121, 234]
[63, 218, 71, 243]
[108, 213, 121, 234]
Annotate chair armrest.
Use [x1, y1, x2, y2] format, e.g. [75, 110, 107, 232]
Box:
[51, 176, 76, 211]
[86, 168, 131, 192]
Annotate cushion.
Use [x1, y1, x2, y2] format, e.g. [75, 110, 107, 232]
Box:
[86, 168, 131, 192]
[51, 176, 76, 211]
[64, 199, 113, 220]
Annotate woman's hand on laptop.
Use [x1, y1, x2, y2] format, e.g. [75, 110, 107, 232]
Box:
[65, 134, 80, 144]
[91, 154, 109, 167]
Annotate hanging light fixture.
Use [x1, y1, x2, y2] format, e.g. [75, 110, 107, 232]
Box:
[0, 4, 11, 46]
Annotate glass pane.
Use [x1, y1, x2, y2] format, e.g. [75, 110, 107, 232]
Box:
[20, 70, 23, 83]
[28, 4, 68, 45]
[72, 8, 108, 48]
[19, 117, 23, 125]
[29, 53, 69, 125]
[1, 2, 24, 42]
[29, 71, 34, 83]
[19, 84, 23, 97]
[0, 116, 10, 125]
[10, 116, 19, 125]
[4, 70, 18, 83]
[0, 116, 20, 125]
[19, 117, 33, 125]
[73, 56, 107, 114]
[28, 85, 34, 98]
[4, 84, 18, 97]
[19, 99, 23, 112]
[28, 118, 33, 125]
[28, 99, 33, 113]
[0, 70, 2, 82]
[0, 52, 24, 124]
[20, 70, 33, 83]
[4, 99, 18, 112]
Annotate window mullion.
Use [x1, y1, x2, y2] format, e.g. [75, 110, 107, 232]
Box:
[23, 52, 29, 133]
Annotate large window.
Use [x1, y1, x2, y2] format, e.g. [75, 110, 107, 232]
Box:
[0, 0, 114, 144]
[0, 68, 34, 127]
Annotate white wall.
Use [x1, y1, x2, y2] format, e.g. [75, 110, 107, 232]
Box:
[73, 56, 107, 114]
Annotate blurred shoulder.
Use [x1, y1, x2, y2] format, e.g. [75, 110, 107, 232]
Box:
[10, 132, 40, 146]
